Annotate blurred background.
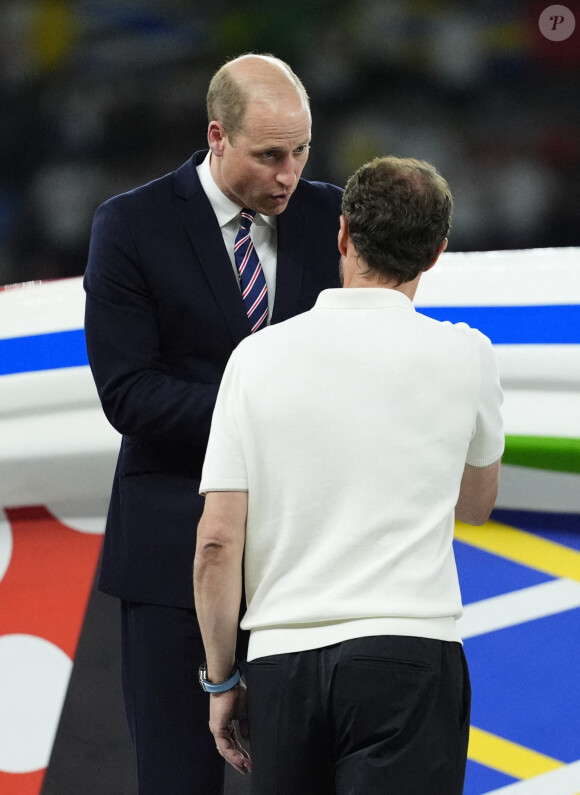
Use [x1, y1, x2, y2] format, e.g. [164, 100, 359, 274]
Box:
[0, 0, 578, 287]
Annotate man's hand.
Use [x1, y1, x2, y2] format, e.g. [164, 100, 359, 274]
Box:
[210, 684, 251, 775]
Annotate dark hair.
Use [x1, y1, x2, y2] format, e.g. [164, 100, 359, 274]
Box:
[207, 54, 309, 143]
[341, 156, 453, 284]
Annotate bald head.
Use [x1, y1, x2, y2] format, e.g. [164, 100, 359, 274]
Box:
[226, 54, 307, 100]
[207, 54, 310, 142]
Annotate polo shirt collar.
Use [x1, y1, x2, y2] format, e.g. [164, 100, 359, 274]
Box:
[198, 152, 275, 230]
[315, 288, 416, 311]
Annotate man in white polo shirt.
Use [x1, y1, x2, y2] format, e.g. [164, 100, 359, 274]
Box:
[194, 155, 504, 793]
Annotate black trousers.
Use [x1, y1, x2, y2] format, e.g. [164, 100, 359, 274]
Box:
[246, 635, 471, 795]
[120, 601, 225, 795]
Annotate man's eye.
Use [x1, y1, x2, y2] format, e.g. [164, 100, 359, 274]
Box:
[295, 145, 310, 155]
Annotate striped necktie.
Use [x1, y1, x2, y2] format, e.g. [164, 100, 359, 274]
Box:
[234, 209, 269, 333]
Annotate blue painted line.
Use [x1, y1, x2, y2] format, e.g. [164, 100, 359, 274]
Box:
[459, 507, 580, 795]
[418, 304, 580, 344]
[1, 303, 579, 377]
[465, 607, 580, 763]
[454, 539, 553, 605]
[0, 329, 89, 375]
[464, 759, 517, 795]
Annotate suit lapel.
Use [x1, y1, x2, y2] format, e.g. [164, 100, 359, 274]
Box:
[173, 152, 250, 346]
[272, 187, 307, 324]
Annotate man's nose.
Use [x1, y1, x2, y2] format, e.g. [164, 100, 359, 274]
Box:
[276, 157, 296, 188]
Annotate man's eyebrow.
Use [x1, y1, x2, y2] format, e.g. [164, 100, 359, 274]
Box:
[253, 145, 283, 153]
[252, 140, 311, 154]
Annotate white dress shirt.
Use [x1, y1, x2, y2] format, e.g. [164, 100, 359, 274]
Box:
[197, 152, 277, 322]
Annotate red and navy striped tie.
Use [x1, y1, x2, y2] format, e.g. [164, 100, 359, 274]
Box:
[234, 209, 269, 333]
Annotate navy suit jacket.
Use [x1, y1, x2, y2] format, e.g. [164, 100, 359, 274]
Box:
[84, 151, 343, 607]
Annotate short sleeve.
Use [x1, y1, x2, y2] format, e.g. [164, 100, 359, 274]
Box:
[199, 349, 248, 494]
[466, 331, 505, 467]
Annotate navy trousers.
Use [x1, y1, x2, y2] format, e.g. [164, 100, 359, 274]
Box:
[120, 601, 225, 795]
[246, 635, 471, 795]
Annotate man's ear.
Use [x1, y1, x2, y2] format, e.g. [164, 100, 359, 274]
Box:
[338, 215, 349, 257]
[208, 121, 227, 157]
[424, 238, 448, 272]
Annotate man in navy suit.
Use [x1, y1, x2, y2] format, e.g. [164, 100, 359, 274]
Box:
[84, 54, 342, 794]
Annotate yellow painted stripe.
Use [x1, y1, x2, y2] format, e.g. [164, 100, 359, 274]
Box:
[469, 726, 563, 779]
[455, 519, 580, 584]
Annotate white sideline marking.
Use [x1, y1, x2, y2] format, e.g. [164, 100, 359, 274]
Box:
[483, 758, 580, 794]
[458, 579, 580, 639]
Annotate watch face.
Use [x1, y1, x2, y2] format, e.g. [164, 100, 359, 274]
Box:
[198, 663, 208, 690]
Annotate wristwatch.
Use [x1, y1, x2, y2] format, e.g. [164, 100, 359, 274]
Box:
[198, 662, 241, 693]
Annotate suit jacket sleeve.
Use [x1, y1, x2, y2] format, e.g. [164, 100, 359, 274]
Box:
[84, 198, 219, 450]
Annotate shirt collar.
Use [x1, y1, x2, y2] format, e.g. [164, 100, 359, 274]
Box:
[315, 288, 416, 311]
[197, 152, 276, 229]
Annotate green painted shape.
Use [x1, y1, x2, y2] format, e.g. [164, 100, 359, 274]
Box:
[503, 435, 580, 474]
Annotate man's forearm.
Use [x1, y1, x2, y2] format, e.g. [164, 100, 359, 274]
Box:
[194, 495, 251, 776]
[194, 532, 243, 681]
[455, 459, 501, 525]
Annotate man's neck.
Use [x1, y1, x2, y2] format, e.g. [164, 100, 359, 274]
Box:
[343, 273, 421, 302]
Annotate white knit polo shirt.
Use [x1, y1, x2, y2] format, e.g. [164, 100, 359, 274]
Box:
[200, 288, 504, 661]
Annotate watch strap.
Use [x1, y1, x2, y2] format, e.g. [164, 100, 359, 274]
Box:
[199, 663, 241, 693]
